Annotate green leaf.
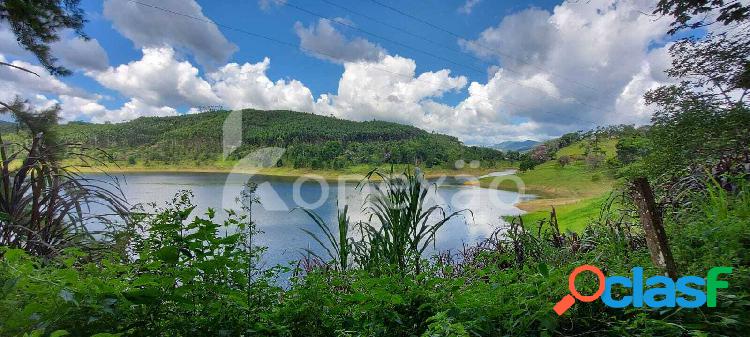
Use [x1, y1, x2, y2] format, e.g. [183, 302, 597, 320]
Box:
[537, 263, 549, 277]
[50, 330, 70, 337]
[2, 276, 19, 295]
[22, 329, 44, 337]
[155, 246, 179, 264]
[123, 288, 159, 305]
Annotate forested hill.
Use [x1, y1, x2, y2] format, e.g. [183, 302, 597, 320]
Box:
[55, 109, 505, 169]
[0, 120, 17, 133]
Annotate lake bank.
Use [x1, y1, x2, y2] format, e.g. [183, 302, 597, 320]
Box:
[72, 163, 517, 182]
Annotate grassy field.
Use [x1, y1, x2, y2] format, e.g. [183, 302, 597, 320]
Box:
[517, 194, 611, 233]
[479, 160, 613, 198]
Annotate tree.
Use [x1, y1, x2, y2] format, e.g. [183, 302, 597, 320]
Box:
[519, 157, 538, 172]
[615, 134, 651, 165]
[505, 150, 521, 163]
[0, 100, 128, 257]
[645, 33, 749, 111]
[557, 155, 571, 168]
[557, 132, 581, 148]
[0, 0, 86, 123]
[638, 1, 750, 180]
[584, 153, 605, 169]
[649, 0, 749, 110]
[0, 0, 87, 77]
[0, 3, 132, 257]
[529, 144, 551, 162]
[653, 0, 750, 34]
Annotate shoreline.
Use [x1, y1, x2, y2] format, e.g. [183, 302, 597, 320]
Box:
[73, 165, 569, 213]
[73, 165, 519, 182]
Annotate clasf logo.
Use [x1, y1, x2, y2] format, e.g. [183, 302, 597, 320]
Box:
[553, 265, 733, 315]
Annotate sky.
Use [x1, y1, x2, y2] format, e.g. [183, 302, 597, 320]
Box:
[0, 0, 677, 145]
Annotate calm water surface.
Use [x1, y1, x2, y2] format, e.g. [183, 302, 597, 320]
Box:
[89, 172, 533, 268]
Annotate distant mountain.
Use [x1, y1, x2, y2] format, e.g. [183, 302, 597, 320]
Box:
[493, 140, 540, 152]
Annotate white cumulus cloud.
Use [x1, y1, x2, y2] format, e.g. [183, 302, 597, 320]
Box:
[453, 0, 674, 139]
[0, 25, 27, 57]
[0, 55, 88, 100]
[2, 0, 679, 145]
[52, 36, 110, 72]
[209, 57, 315, 112]
[1, 24, 109, 73]
[294, 19, 387, 64]
[0, 52, 179, 123]
[86, 47, 315, 119]
[92, 47, 220, 108]
[103, 0, 237, 69]
[57, 96, 178, 123]
[258, 0, 286, 12]
[313, 55, 467, 125]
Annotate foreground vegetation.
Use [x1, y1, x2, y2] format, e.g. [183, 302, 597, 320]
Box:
[1, 173, 748, 336]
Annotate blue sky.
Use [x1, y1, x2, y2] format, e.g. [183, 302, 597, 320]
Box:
[0, 0, 675, 145]
[74, 0, 562, 108]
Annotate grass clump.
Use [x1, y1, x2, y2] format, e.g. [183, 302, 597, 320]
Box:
[298, 168, 465, 274]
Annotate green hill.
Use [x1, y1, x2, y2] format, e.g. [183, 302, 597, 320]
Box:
[481, 138, 616, 197]
[54, 109, 504, 170]
[481, 136, 620, 232]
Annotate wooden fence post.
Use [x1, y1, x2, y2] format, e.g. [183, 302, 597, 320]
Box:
[629, 177, 678, 279]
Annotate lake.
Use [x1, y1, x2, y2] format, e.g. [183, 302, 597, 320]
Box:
[87, 171, 533, 268]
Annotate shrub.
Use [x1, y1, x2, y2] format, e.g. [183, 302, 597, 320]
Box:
[584, 153, 605, 168]
[557, 155, 572, 167]
[0, 101, 129, 258]
[0, 191, 280, 336]
[519, 157, 539, 171]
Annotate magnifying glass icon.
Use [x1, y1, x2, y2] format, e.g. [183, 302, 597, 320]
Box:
[553, 265, 605, 315]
